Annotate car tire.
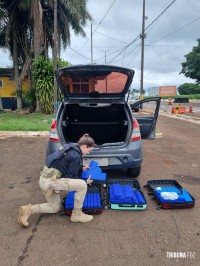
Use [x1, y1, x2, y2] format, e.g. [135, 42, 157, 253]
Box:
[127, 166, 141, 177]
[131, 106, 139, 112]
[133, 107, 139, 112]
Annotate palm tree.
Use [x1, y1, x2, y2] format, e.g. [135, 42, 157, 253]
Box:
[0, 0, 92, 111]
[17, 0, 92, 59]
[0, 0, 31, 109]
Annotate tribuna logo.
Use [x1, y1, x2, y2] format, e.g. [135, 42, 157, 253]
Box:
[166, 252, 195, 259]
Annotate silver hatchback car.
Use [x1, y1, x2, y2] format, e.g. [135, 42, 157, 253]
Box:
[46, 64, 161, 177]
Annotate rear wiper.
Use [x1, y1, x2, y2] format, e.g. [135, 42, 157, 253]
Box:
[89, 91, 100, 97]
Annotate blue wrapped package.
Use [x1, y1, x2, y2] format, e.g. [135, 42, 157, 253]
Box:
[131, 191, 139, 204]
[154, 187, 194, 203]
[93, 173, 106, 182]
[89, 160, 99, 170]
[113, 184, 123, 203]
[88, 193, 91, 208]
[83, 193, 88, 208]
[124, 185, 133, 200]
[135, 191, 146, 204]
[155, 192, 185, 203]
[110, 184, 128, 203]
[109, 185, 115, 203]
[82, 160, 107, 182]
[96, 193, 101, 208]
[90, 193, 94, 208]
[65, 192, 75, 209]
[82, 167, 101, 179]
[112, 184, 123, 198]
[64, 184, 103, 215]
[182, 189, 193, 202]
[92, 193, 97, 208]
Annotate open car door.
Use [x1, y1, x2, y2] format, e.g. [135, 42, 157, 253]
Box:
[131, 97, 161, 140]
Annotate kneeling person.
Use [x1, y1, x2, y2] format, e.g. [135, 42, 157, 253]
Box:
[18, 134, 95, 227]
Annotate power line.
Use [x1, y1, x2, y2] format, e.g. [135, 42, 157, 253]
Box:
[108, 0, 177, 64]
[109, 41, 142, 64]
[145, 44, 192, 49]
[93, 30, 128, 44]
[108, 35, 141, 63]
[68, 46, 91, 60]
[58, 8, 128, 45]
[148, 16, 200, 45]
[92, 0, 117, 36]
[125, 45, 141, 68]
[72, 0, 117, 53]
[145, 0, 176, 32]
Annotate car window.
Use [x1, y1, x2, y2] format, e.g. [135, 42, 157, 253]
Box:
[133, 100, 157, 117]
[60, 71, 128, 95]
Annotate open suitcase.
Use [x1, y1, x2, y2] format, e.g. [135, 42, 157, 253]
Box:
[144, 179, 195, 210]
[63, 183, 104, 216]
[105, 178, 147, 210]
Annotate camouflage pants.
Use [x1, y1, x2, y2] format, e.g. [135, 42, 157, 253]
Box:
[31, 166, 87, 214]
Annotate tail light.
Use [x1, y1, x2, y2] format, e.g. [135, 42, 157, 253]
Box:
[130, 118, 141, 142]
[49, 119, 60, 142]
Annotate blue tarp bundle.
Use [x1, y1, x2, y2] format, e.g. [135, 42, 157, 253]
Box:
[65, 191, 102, 209]
[82, 160, 107, 182]
[109, 184, 146, 204]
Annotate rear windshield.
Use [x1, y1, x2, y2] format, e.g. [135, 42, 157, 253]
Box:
[59, 70, 128, 95]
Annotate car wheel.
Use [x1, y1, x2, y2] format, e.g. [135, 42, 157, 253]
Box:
[131, 106, 139, 112]
[127, 166, 141, 177]
[133, 107, 139, 112]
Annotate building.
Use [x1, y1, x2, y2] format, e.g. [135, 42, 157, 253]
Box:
[148, 86, 176, 97]
[0, 74, 29, 109]
[148, 87, 159, 97]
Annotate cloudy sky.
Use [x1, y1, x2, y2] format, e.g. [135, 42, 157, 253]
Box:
[1, 0, 200, 92]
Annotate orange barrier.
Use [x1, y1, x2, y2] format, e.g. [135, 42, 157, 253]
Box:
[178, 106, 186, 114]
[171, 106, 186, 114]
[171, 107, 176, 114]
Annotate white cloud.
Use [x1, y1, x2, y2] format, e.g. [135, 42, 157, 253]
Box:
[0, 0, 199, 89]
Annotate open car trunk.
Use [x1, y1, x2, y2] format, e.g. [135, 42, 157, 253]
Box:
[60, 103, 130, 146]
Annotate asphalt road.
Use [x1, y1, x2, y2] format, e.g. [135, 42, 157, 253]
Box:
[0, 115, 200, 266]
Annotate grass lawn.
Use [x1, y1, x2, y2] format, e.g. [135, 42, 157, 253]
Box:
[0, 111, 54, 131]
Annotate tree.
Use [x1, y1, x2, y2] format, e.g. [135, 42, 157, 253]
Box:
[177, 83, 200, 95]
[0, 0, 92, 111]
[180, 39, 200, 84]
[32, 56, 70, 113]
[0, 0, 30, 110]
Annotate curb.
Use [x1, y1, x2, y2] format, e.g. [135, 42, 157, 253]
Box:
[0, 131, 49, 138]
[159, 111, 200, 124]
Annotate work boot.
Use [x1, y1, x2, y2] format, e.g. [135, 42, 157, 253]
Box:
[18, 204, 32, 227]
[70, 209, 93, 223]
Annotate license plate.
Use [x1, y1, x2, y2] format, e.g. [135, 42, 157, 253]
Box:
[83, 158, 108, 167]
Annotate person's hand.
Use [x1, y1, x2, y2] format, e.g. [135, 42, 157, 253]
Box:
[86, 175, 93, 185]
[83, 165, 90, 171]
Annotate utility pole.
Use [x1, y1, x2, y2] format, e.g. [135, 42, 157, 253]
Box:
[140, 0, 146, 100]
[53, 0, 58, 116]
[102, 50, 109, 64]
[91, 23, 93, 63]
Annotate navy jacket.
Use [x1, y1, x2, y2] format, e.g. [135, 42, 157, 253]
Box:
[50, 145, 83, 179]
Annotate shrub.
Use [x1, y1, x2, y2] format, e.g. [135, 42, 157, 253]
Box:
[31, 56, 70, 113]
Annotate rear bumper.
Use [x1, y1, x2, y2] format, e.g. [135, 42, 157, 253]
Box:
[46, 140, 143, 169]
[85, 142, 143, 169]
